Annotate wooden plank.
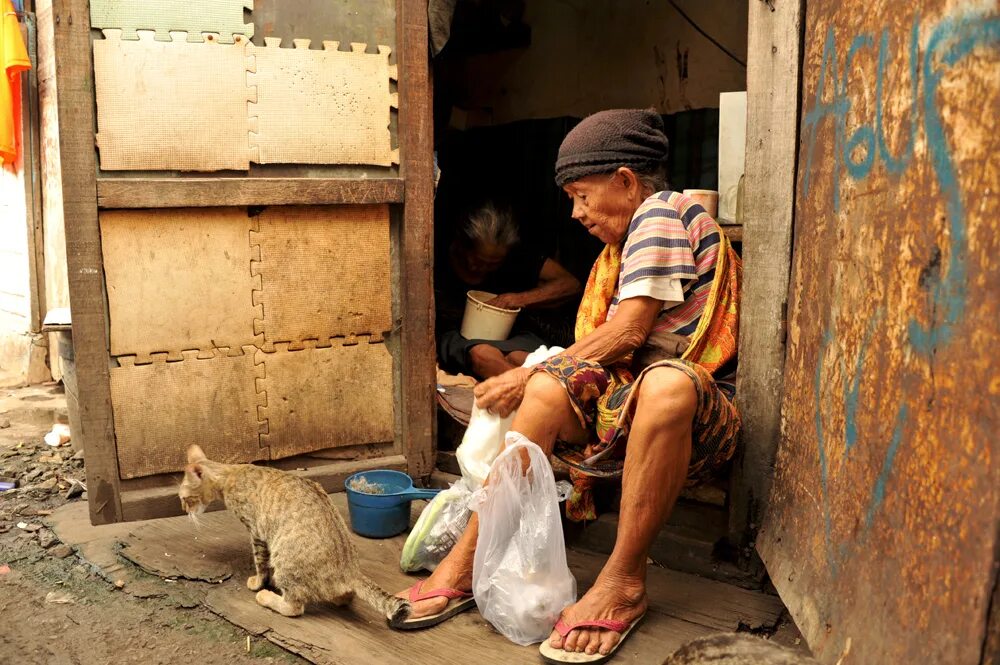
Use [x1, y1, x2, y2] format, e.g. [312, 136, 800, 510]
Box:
[51, 0, 122, 525]
[397, 0, 436, 481]
[757, 3, 1000, 663]
[96, 177, 405, 208]
[727, 0, 804, 558]
[21, 16, 45, 334]
[120, 455, 407, 521]
[258, 342, 395, 460]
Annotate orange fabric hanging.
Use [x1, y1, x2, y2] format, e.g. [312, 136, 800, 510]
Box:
[1, 0, 30, 167]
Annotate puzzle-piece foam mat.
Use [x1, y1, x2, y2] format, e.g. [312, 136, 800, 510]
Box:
[248, 39, 398, 166]
[251, 205, 393, 346]
[90, 0, 254, 44]
[94, 30, 254, 171]
[257, 341, 394, 460]
[100, 208, 261, 363]
[112, 350, 267, 479]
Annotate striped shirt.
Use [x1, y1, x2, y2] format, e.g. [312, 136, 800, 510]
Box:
[607, 191, 723, 336]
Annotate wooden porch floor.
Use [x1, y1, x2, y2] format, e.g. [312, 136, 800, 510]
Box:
[48, 494, 785, 664]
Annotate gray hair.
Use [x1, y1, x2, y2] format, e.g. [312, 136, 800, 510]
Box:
[459, 203, 519, 248]
[635, 164, 670, 196]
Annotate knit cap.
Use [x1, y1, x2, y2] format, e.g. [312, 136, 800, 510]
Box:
[554, 109, 669, 187]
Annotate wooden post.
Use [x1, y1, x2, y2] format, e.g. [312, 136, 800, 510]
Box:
[51, 0, 123, 524]
[397, 0, 436, 480]
[729, 0, 804, 556]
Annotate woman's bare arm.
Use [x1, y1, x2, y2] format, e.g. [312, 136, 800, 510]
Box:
[473, 296, 662, 415]
[489, 259, 581, 310]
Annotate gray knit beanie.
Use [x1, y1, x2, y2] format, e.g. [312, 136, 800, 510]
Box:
[554, 109, 669, 187]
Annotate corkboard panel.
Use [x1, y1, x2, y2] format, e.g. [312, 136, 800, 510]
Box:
[90, 0, 254, 43]
[258, 341, 394, 460]
[100, 208, 260, 362]
[248, 39, 398, 166]
[112, 351, 266, 480]
[93, 30, 253, 171]
[251, 205, 392, 346]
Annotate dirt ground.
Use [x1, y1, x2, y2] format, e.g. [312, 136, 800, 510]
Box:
[0, 384, 302, 665]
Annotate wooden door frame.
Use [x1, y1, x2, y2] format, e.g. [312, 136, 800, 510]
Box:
[728, 0, 805, 562]
[51, 0, 435, 525]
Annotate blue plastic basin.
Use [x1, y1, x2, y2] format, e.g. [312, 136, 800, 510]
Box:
[344, 470, 441, 538]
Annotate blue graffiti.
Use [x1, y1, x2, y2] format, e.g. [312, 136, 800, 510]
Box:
[874, 20, 920, 174]
[843, 314, 882, 455]
[803, 11, 999, 576]
[908, 15, 1000, 353]
[864, 404, 910, 532]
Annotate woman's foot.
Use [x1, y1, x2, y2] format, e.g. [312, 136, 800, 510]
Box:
[396, 553, 473, 619]
[547, 573, 648, 656]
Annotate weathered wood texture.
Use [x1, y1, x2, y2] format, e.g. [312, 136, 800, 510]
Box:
[757, 3, 999, 664]
[21, 16, 45, 335]
[48, 494, 784, 665]
[729, 0, 804, 553]
[36, 0, 71, 381]
[51, 0, 122, 524]
[96, 177, 405, 208]
[118, 456, 407, 522]
[397, 0, 436, 480]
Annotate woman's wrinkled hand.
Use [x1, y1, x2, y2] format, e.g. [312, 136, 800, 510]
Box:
[474, 367, 530, 417]
[487, 293, 523, 310]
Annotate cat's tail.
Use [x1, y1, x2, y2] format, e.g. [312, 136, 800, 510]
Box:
[355, 575, 410, 624]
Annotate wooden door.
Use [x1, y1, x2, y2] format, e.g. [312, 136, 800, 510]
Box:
[51, 0, 435, 524]
[756, 2, 999, 663]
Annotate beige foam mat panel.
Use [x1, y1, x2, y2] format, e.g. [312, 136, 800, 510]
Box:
[94, 30, 253, 171]
[248, 39, 398, 166]
[90, 0, 254, 44]
[112, 350, 266, 479]
[258, 341, 394, 459]
[101, 208, 261, 363]
[251, 205, 392, 346]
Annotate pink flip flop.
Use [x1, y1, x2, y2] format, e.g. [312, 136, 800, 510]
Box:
[538, 613, 646, 664]
[390, 580, 476, 630]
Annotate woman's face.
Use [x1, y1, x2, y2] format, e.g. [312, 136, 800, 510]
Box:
[563, 170, 645, 245]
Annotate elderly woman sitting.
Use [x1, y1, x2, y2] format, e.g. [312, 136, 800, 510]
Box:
[396, 110, 742, 663]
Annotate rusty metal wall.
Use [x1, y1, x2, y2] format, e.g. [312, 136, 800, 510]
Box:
[757, 2, 999, 663]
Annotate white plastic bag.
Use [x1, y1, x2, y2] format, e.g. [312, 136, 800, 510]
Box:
[456, 345, 564, 487]
[472, 432, 577, 646]
[399, 478, 474, 572]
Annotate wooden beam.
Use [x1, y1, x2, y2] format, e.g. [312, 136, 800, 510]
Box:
[21, 16, 45, 335]
[397, 0, 436, 481]
[97, 177, 405, 208]
[120, 456, 407, 521]
[729, 0, 804, 557]
[52, 0, 123, 524]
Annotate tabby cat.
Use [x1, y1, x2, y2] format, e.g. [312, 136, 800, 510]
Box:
[178, 445, 409, 624]
[662, 634, 818, 664]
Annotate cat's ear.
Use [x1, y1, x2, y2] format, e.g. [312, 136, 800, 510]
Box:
[187, 444, 208, 464]
[184, 463, 204, 481]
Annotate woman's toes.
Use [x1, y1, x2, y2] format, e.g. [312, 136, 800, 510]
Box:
[599, 630, 619, 655]
[564, 629, 581, 652]
[548, 630, 564, 649]
[584, 631, 600, 655]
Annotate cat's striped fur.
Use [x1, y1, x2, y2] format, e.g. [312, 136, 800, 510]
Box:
[179, 445, 409, 624]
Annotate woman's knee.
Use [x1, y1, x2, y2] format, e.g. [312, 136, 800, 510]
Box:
[635, 367, 697, 427]
[523, 372, 569, 408]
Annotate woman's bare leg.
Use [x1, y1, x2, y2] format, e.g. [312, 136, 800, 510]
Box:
[549, 367, 696, 656]
[468, 344, 518, 378]
[398, 373, 586, 617]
